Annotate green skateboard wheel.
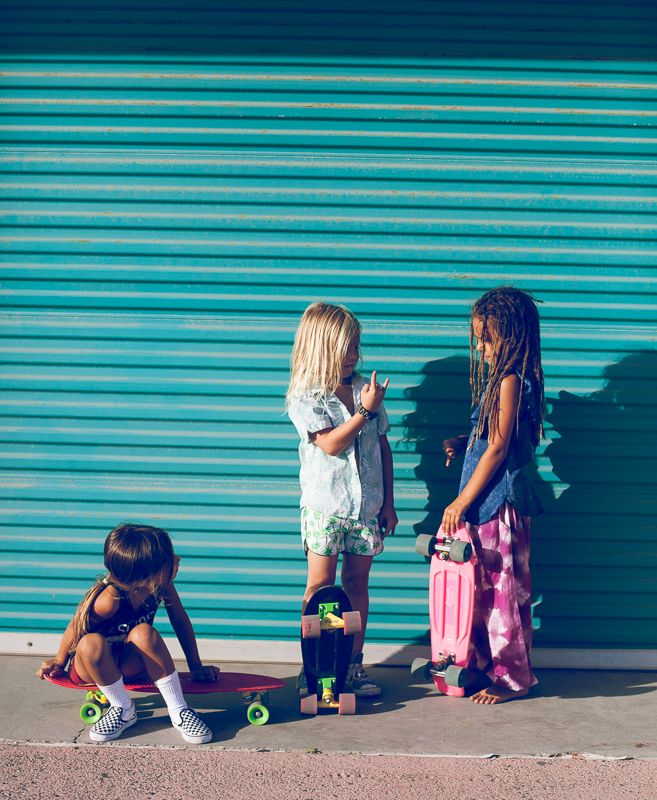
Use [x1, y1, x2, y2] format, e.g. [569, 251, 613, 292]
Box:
[410, 657, 432, 681]
[246, 702, 269, 726]
[80, 700, 103, 724]
[415, 534, 436, 557]
[444, 665, 468, 688]
[449, 540, 472, 563]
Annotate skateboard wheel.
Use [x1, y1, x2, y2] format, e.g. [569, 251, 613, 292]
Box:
[449, 540, 472, 563]
[246, 702, 270, 726]
[444, 665, 468, 688]
[79, 701, 103, 725]
[338, 693, 356, 715]
[342, 610, 361, 635]
[301, 615, 322, 638]
[410, 657, 431, 681]
[300, 694, 318, 716]
[415, 534, 436, 557]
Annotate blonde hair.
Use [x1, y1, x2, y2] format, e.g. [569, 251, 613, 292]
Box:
[69, 523, 175, 653]
[287, 302, 361, 401]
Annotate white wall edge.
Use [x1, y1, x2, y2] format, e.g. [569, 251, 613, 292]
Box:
[3, 632, 657, 670]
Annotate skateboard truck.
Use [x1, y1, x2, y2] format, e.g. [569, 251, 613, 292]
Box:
[411, 654, 469, 688]
[415, 533, 473, 563]
[301, 602, 362, 638]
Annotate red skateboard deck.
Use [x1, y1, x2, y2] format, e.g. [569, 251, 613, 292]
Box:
[45, 671, 284, 725]
[414, 527, 475, 697]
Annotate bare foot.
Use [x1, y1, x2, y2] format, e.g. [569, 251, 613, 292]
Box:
[470, 686, 528, 704]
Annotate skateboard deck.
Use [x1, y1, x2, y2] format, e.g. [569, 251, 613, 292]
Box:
[45, 670, 284, 726]
[300, 584, 361, 715]
[413, 527, 476, 697]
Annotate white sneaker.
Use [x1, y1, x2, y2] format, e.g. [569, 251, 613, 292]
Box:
[171, 707, 212, 744]
[89, 703, 137, 742]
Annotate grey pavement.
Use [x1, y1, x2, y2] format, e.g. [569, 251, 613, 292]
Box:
[2, 655, 656, 759]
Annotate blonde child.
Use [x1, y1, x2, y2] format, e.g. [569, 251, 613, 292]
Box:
[442, 286, 544, 704]
[37, 523, 219, 742]
[287, 302, 398, 697]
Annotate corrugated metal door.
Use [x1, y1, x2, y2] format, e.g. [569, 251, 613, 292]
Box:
[1, 1, 656, 665]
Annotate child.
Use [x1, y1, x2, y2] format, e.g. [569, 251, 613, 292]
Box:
[441, 286, 544, 704]
[286, 302, 398, 697]
[36, 523, 220, 742]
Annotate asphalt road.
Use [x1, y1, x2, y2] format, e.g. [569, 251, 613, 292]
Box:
[3, 742, 657, 800]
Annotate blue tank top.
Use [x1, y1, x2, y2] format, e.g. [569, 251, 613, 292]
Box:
[459, 373, 543, 525]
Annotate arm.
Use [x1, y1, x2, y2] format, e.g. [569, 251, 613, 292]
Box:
[311, 414, 367, 456]
[36, 620, 76, 679]
[441, 374, 520, 534]
[378, 434, 398, 537]
[35, 584, 120, 679]
[161, 582, 220, 682]
[312, 371, 390, 457]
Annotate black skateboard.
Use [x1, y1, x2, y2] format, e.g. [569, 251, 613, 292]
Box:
[299, 584, 361, 715]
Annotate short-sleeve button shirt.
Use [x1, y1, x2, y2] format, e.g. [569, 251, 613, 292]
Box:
[287, 374, 391, 520]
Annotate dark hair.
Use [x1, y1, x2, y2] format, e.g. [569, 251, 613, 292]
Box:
[470, 285, 545, 441]
[103, 523, 175, 588]
[68, 523, 175, 652]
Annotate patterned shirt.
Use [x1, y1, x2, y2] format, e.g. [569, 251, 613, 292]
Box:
[287, 374, 391, 520]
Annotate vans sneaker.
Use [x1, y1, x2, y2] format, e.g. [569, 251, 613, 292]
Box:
[171, 707, 212, 744]
[344, 653, 381, 697]
[89, 703, 137, 742]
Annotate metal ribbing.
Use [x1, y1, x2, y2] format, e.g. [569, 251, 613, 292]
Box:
[1, 1, 656, 653]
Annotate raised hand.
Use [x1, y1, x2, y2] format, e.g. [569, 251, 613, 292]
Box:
[360, 370, 390, 413]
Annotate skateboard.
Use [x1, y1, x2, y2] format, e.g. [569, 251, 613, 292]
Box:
[45, 670, 285, 726]
[412, 527, 475, 696]
[299, 584, 361, 715]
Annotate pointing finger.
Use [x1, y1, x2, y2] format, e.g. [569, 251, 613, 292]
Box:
[371, 370, 377, 389]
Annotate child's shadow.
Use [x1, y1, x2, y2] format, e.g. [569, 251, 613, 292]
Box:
[401, 355, 555, 538]
[533, 349, 657, 692]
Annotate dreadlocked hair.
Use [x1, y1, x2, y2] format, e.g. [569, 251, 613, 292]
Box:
[470, 286, 545, 443]
[68, 523, 175, 654]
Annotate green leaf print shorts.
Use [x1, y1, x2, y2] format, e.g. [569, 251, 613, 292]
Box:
[301, 507, 384, 557]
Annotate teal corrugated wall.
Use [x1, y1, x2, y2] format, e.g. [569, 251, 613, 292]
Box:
[1, 1, 656, 655]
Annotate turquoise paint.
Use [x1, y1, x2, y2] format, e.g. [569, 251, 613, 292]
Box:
[1, 1, 656, 655]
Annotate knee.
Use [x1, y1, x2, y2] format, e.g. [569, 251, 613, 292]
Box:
[340, 572, 368, 598]
[303, 582, 325, 604]
[126, 623, 161, 651]
[75, 632, 110, 664]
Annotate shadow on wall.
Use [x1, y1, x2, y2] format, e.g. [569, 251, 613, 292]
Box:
[1, 0, 656, 60]
[533, 349, 657, 650]
[401, 350, 657, 652]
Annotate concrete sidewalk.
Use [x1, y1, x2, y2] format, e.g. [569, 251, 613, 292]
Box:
[2, 655, 656, 759]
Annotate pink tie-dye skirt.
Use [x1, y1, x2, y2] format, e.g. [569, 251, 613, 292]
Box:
[465, 503, 538, 692]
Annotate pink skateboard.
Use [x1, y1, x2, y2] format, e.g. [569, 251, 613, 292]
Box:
[412, 527, 475, 696]
[45, 670, 284, 726]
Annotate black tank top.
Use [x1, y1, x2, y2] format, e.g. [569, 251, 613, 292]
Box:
[91, 589, 159, 641]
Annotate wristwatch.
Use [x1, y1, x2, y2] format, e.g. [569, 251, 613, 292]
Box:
[356, 401, 377, 421]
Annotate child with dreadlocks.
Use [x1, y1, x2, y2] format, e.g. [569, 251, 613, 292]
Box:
[441, 286, 544, 704]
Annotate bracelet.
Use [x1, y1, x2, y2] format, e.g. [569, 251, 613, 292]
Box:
[356, 401, 377, 421]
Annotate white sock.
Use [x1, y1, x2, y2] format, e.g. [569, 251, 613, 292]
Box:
[97, 677, 134, 717]
[154, 671, 188, 718]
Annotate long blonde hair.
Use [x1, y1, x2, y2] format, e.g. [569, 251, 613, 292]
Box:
[286, 302, 361, 401]
[68, 523, 175, 653]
